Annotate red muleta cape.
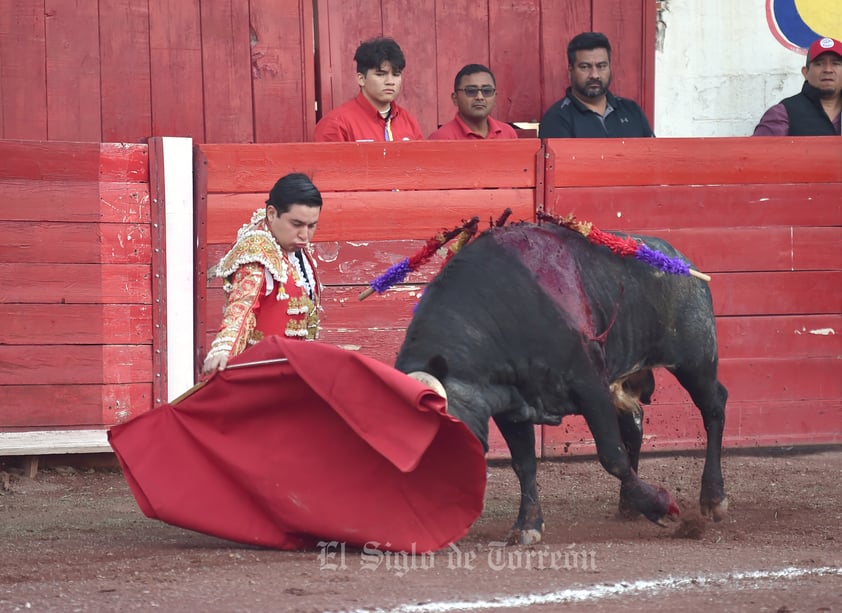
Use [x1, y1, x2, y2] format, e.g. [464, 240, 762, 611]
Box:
[108, 336, 487, 552]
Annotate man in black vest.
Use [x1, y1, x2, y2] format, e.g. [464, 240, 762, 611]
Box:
[754, 37, 842, 136]
[538, 32, 653, 138]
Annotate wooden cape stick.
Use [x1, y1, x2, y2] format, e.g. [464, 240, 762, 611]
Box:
[169, 358, 290, 406]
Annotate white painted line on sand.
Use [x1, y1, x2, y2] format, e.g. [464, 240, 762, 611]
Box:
[339, 566, 842, 613]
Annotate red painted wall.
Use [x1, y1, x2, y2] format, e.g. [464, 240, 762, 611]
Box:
[0, 1, 654, 143]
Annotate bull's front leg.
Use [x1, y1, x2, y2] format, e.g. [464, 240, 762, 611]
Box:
[616, 408, 643, 519]
[614, 369, 654, 518]
[493, 416, 544, 545]
[580, 390, 680, 526]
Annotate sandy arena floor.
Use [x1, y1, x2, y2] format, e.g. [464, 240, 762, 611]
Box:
[1, 447, 841, 612]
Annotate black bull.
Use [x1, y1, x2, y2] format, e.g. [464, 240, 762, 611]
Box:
[395, 222, 728, 545]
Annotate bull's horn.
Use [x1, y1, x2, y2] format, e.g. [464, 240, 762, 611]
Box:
[407, 371, 447, 401]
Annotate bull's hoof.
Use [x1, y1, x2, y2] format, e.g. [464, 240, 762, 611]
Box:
[701, 496, 728, 522]
[655, 512, 680, 528]
[506, 527, 543, 546]
[620, 479, 680, 526]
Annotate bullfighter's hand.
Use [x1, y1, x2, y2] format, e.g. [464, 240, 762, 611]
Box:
[202, 352, 229, 376]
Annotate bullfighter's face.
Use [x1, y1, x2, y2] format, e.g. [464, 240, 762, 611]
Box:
[266, 203, 320, 253]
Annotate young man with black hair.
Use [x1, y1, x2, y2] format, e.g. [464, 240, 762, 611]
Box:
[314, 37, 424, 142]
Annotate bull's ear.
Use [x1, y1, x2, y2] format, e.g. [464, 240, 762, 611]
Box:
[425, 354, 449, 381]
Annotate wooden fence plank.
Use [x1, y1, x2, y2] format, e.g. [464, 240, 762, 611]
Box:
[0, 264, 151, 304]
[547, 138, 842, 186]
[44, 0, 101, 141]
[200, 140, 541, 192]
[149, 1, 204, 141]
[99, 0, 152, 143]
[99, 183, 152, 223]
[0, 181, 149, 223]
[250, 0, 313, 143]
[320, 226, 842, 275]
[0, 304, 153, 345]
[712, 271, 842, 316]
[489, 0, 541, 123]
[716, 315, 842, 359]
[206, 190, 535, 243]
[319, 270, 842, 318]
[0, 221, 152, 264]
[627, 226, 842, 273]
[0, 345, 151, 386]
[0, 383, 152, 427]
[316, 328, 409, 365]
[0, 180, 98, 221]
[200, 0, 253, 143]
[0, 141, 101, 181]
[726, 400, 842, 446]
[548, 183, 842, 230]
[0, 0, 47, 139]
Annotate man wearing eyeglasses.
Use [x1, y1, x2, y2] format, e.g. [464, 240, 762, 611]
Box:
[428, 64, 517, 140]
[539, 32, 653, 138]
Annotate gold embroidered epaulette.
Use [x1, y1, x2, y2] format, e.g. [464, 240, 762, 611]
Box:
[215, 211, 289, 285]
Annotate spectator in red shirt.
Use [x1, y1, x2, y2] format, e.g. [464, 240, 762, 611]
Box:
[428, 64, 518, 140]
[314, 37, 424, 142]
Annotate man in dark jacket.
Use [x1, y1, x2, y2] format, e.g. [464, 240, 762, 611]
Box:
[538, 32, 653, 138]
[754, 37, 842, 136]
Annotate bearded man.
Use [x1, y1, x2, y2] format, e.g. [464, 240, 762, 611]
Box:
[539, 32, 654, 138]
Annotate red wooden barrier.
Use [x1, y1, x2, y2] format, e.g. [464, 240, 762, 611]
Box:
[541, 137, 842, 455]
[2, 138, 839, 463]
[0, 140, 152, 429]
[196, 138, 841, 459]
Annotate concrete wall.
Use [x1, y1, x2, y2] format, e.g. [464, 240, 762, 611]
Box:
[654, 0, 840, 137]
